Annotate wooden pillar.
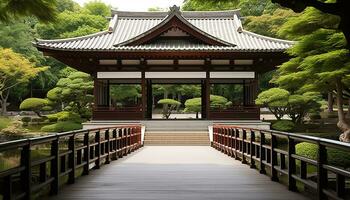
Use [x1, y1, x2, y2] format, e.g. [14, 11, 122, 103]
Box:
[141, 71, 146, 119]
[201, 80, 206, 119]
[146, 80, 153, 119]
[205, 71, 210, 119]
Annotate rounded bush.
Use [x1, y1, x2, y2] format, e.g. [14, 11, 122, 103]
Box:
[272, 120, 295, 132]
[296, 142, 350, 168]
[46, 111, 81, 123]
[41, 121, 82, 133]
[19, 98, 48, 110]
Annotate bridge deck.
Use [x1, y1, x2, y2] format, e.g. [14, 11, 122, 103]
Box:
[51, 146, 308, 200]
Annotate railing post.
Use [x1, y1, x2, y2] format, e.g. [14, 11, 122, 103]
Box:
[250, 130, 255, 169]
[50, 137, 59, 195]
[112, 129, 118, 160]
[259, 132, 266, 174]
[105, 129, 110, 164]
[336, 174, 345, 198]
[242, 129, 247, 164]
[317, 143, 327, 200]
[270, 134, 278, 181]
[288, 137, 296, 191]
[4, 175, 13, 200]
[21, 142, 31, 200]
[68, 134, 76, 184]
[235, 128, 239, 160]
[95, 130, 101, 169]
[83, 132, 90, 175]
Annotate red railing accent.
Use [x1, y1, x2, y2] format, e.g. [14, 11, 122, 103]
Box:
[212, 125, 350, 200]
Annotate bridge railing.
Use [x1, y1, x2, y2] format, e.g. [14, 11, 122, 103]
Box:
[212, 125, 350, 200]
[0, 125, 142, 200]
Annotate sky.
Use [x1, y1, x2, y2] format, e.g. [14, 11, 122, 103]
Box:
[74, 0, 185, 11]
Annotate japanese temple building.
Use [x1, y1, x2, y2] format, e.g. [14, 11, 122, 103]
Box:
[35, 6, 293, 123]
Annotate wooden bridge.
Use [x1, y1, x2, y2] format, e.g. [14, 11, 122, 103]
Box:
[0, 125, 349, 200]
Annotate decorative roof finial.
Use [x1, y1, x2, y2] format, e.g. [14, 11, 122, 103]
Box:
[169, 5, 181, 14]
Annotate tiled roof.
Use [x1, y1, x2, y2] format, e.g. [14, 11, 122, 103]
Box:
[35, 8, 293, 52]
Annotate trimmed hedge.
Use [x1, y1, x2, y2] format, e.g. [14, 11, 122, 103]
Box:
[296, 142, 350, 168]
[272, 120, 295, 132]
[40, 121, 82, 133]
[46, 111, 81, 123]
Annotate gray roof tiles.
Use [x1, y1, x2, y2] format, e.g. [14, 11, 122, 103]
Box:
[35, 9, 293, 52]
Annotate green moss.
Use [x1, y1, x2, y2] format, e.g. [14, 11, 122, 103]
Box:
[272, 120, 295, 132]
[296, 142, 350, 168]
[0, 117, 12, 130]
[40, 121, 82, 132]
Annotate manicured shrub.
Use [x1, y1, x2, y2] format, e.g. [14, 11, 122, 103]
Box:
[296, 142, 350, 168]
[19, 98, 49, 117]
[21, 117, 31, 126]
[40, 121, 82, 133]
[271, 120, 295, 132]
[46, 111, 81, 123]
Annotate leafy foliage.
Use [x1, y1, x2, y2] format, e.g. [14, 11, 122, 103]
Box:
[0, 0, 57, 22]
[19, 98, 49, 117]
[40, 121, 82, 132]
[46, 72, 93, 119]
[0, 48, 46, 114]
[184, 97, 201, 119]
[46, 111, 81, 123]
[157, 99, 181, 119]
[296, 142, 350, 168]
[271, 120, 295, 132]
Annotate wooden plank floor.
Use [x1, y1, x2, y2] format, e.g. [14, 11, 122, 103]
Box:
[50, 146, 309, 200]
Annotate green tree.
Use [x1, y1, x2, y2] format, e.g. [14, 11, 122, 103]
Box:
[0, 48, 46, 115]
[272, 7, 350, 141]
[157, 99, 181, 119]
[256, 88, 289, 120]
[184, 98, 201, 119]
[0, 0, 57, 22]
[19, 98, 50, 117]
[84, 0, 111, 17]
[272, 0, 350, 49]
[244, 9, 298, 38]
[36, 10, 108, 39]
[47, 72, 93, 119]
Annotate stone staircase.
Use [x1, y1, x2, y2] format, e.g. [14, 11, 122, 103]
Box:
[144, 131, 210, 146]
[143, 120, 210, 146]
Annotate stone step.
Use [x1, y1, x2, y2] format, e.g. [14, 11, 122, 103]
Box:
[143, 140, 210, 146]
[144, 130, 210, 146]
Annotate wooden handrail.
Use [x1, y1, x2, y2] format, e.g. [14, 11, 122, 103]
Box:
[0, 125, 142, 200]
[212, 125, 350, 200]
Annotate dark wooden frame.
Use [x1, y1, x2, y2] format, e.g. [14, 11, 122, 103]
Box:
[212, 125, 350, 200]
[0, 125, 142, 200]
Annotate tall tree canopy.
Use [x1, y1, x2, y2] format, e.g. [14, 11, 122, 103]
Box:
[0, 0, 57, 22]
[0, 48, 46, 114]
[271, 7, 350, 141]
[272, 0, 350, 48]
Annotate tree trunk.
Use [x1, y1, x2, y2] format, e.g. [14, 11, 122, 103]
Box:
[196, 112, 199, 119]
[177, 93, 182, 112]
[163, 91, 168, 115]
[328, 92, 334, 112]
[347, 98, 350, 119]
[335, 80, 350, 142]
[0, 90, 9, 116]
